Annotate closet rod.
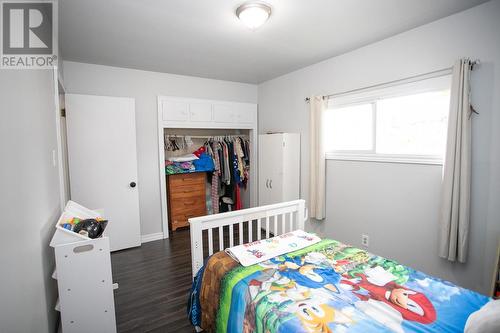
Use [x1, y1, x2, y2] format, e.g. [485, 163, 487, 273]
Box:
[304, 60, 479, 103]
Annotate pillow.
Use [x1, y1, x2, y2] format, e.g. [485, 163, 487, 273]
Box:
[465, 299, 500, 333]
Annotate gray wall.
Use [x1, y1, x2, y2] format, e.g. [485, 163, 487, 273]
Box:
[258, 0, 500, 294]
[62, 61, 258, 236]
[0, 70, 60, 332]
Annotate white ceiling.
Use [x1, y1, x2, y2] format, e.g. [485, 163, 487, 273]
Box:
[60, 0, 488, 84]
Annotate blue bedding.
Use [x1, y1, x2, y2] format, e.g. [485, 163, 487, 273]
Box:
[189, 238, 491, 332]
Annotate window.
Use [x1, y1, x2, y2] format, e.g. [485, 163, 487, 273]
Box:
[324, 74, 451, 164]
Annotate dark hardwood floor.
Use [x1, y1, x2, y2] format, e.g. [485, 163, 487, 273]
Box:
[111, 223, 263, 332]
[111, 229, 196, 333]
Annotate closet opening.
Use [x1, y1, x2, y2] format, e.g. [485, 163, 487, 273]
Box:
[160, 128, 255, 236]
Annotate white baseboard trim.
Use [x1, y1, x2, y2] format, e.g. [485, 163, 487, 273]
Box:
[141, 232, 164, 244]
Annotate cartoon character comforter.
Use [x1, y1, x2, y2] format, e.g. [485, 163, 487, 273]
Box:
[188, 239, 490, 333]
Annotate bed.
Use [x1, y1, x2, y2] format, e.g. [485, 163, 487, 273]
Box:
[187, 200, 491, 333]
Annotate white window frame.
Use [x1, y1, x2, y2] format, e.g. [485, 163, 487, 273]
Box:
[325, 72, 452, 165]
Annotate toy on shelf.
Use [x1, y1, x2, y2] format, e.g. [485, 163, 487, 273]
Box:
[60, 216, 108, 239]
[50, 201, 110, 247]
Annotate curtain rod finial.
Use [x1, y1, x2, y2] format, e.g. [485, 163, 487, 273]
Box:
[305, 96, 326, 103]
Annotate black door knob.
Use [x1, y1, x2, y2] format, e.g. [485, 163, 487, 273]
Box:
[130, 182, 136, 188]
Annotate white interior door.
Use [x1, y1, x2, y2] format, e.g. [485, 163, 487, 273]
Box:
[66, 94, 141, 251]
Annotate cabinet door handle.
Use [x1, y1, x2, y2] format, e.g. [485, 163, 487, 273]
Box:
[265, 179, 269, 188]
[269, 179, 273, 189]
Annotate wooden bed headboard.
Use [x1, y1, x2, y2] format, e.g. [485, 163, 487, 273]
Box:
[188, 200, 307, 277]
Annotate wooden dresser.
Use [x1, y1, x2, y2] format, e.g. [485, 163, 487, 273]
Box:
[167, 172, 207, 231]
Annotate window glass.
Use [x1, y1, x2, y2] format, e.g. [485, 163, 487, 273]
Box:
[375, 90, 450, 155]
[324, 103, 373, 151]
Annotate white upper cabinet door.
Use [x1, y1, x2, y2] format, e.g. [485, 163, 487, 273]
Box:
[213, 104, 236, 123]
[235, 104, 256, 124]
[189, 102, 212, 122]
[162, 100, 189, 122]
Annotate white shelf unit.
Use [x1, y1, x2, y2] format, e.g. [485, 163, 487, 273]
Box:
[157, 96, 258, 239]
[50, 201, 117, 333]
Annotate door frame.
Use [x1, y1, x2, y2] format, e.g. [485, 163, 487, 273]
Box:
[53, 67, 69, 210]
[157, 96, 258, 239]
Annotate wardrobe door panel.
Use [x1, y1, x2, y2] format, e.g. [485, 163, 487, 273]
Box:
[258, 134, 284, 206]
[189, 103, 212, 122]
[162, 100, 189, 122]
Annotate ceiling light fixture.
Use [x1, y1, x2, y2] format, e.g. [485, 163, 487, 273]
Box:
[236, 2, 271, 30]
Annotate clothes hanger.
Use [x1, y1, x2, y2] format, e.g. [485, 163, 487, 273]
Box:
[165, 134, 173, 151]
[171, 136, 179, 151]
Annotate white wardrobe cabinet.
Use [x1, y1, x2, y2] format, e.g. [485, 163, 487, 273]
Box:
[258, 133, 300, 206]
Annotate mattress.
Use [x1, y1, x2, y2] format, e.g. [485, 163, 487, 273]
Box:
[188, 238, 490, 333]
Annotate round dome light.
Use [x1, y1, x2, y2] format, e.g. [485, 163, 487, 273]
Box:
[236, 2, 271, 30]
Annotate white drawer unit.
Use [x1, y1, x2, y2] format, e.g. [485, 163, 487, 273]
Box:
[158, 96, 257, 129]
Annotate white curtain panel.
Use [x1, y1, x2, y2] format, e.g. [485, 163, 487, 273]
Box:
[309, 96, 327, 220]
[439, 59, 473, 263]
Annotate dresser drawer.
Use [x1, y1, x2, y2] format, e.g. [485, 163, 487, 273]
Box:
[169, 205, 207, 230]
[168, 184, 205, 200]
[170, 206, 207, 222]
[168, 172, 206, 187]
[169, 197, 205, 214]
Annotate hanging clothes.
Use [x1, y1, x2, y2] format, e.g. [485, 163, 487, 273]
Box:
[164, 134, 250, 216]
[235, 185, 242, 211]
[222, 140, 231, 185]
[210, 141, 221, 214]
[231, 138, 243, 210]
[194, 135, 250, 212]
[234, 137, 245, 180]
